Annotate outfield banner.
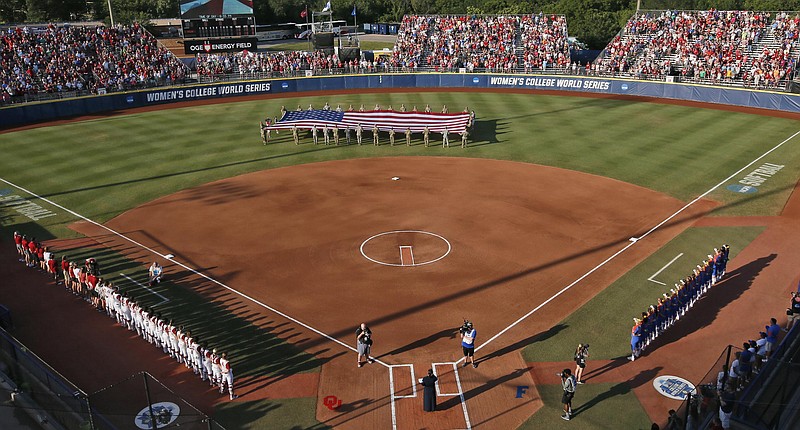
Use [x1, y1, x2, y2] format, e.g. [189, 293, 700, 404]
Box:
[183, 37, 258, 54]
[5, 73, 800, 128]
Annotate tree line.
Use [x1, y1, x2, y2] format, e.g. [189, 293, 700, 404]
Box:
[1, 0, 799, 49]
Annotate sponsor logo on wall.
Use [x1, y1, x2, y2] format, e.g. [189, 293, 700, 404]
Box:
[183, 37, 257, 54]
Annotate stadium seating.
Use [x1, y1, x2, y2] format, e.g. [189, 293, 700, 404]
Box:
[594, 10, 799, 89]
[0, 23, 186, 101]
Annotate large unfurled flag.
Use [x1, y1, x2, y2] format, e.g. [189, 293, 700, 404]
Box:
[267, 110, 471, 133]
[300, 6, 307, 18]
[351, 5, 356, 16]
[322, 0, 331, 12]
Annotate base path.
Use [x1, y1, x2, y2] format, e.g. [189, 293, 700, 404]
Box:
[62, 156, 705, 429]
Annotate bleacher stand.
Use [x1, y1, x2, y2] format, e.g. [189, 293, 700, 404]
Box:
[595, 9, 799, 89]
[0, 23, 186, 102]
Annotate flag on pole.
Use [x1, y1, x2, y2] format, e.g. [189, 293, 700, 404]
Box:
[322, 0, 331, 12]
[267, 110, 471, 134]
[351, 5, 356, 16]
[300, 6, 307, 18]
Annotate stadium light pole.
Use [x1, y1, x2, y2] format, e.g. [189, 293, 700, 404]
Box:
[107, 0, 115, 26]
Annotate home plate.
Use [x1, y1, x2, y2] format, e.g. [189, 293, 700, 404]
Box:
[391, 177, 401, 181]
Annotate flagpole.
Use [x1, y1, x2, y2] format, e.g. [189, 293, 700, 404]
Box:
[354, 6, 358, 37]
[306, 4, 310, 52]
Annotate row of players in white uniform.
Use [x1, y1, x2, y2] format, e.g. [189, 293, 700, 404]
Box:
[96, 279, 238, 400]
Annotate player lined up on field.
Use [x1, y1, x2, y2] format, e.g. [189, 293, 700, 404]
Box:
[11, 231, 238, 401]
[629, 245, 730, 361]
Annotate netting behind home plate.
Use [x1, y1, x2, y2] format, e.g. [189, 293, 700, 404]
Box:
[89, 372, 226, 430]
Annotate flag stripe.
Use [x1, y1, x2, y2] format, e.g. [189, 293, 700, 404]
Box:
[268, 110, 471, 133]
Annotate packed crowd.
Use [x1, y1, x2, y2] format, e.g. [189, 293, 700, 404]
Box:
[0, 23, 186, 101]
[387, 13, 571, 72]
[595, 10, 799, 88]
[195, 50, 361, 76]
[519, 14, 571, 72]
[629, 245, 730, 361]
[11, 231, 238, 400]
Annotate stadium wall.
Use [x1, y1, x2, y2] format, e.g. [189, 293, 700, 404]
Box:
[4, 74, 800, 128]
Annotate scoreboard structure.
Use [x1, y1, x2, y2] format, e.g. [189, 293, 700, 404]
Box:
[180, 0, 256, 47]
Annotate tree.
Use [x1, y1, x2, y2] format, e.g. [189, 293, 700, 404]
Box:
[0, 0, 27, 23]
[25, 0, 86, 22]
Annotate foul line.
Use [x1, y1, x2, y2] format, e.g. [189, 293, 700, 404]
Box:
[432, 362, 460, 396]
[647, 253, 684, 285]
[119, 273, 170, 305]
[474, 128, 800, 355]
[0, 176, 389, 369]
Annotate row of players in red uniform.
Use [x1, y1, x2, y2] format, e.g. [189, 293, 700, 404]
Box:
[630, 245, 730, 361]
[11, 231, 238, 400]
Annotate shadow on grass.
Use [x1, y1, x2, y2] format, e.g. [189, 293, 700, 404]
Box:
[571, 365, 662, 418]
[642, 254, 776, 356]
[479, 324, 568, 365]
[50, 244, 329, 390]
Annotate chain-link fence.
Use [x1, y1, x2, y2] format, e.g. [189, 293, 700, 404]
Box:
[0, 327, 225, 429]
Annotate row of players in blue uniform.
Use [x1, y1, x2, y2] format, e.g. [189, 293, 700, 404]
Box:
[630, 245, 730, 361]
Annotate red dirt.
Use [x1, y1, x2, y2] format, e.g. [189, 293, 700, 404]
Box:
[57, 156, 715, 429]
[4, 84, 799, 429]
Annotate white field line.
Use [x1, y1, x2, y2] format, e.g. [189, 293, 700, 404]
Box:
[0, 176, 388, 368]
[647, 253, 684, 285]
[432, 362, 460, 396]
[474, 128, 800, 355]
[399, 245, 414, 266]
[389, 364, 416, 430]
[452, 362, 472, 430]
[119, 273, 170, 304]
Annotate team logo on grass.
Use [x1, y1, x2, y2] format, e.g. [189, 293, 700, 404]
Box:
[653, 376, 696, 400]
[135, 402, 180, 429]
[727, 184, 758, 194]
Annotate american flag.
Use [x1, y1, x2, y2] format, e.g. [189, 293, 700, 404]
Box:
[267, 109, 472, 134]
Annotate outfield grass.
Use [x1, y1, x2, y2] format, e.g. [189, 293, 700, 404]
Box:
[1, 91, 798, 429]
[1, 93, 798, 242]
[522, 226, 765, 362]
[519, 383, 653, 430]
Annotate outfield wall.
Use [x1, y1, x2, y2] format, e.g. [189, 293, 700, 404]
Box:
[4, 74, 800, 128]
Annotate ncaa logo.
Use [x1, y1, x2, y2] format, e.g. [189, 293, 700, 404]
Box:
[727, 184, 758, 194]
[126, 96, 134, 103]
[281, 82, 289, 89]
[621, 84, 629, 91]
[472, 77, 480, 84]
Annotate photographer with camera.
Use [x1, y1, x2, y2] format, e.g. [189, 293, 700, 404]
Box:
[785, 292, 800, 332]
[559, 368, 577, 421]
[356, 322, 374, 368]
[574, 344, 589, 384]
[460, 320, 477, 368]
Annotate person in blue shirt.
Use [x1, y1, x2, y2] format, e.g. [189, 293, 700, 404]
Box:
[461, 321, 477, 368]
[765, 318, 780, 360]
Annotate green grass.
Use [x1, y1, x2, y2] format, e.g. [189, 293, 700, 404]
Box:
[519, 383, 653, 430]
[214, 398, 330, 430]
[522, 226, 765, 362]
[1, 93, 798, 242]
[47, 244, 327, 429]
[1, 91, 798, 429]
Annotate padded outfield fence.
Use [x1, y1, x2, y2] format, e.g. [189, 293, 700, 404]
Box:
[4, 73, 800, 129]
[0, 328, 224, 430]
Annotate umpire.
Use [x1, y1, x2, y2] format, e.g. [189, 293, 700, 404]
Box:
[356, 323, 374, 367]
